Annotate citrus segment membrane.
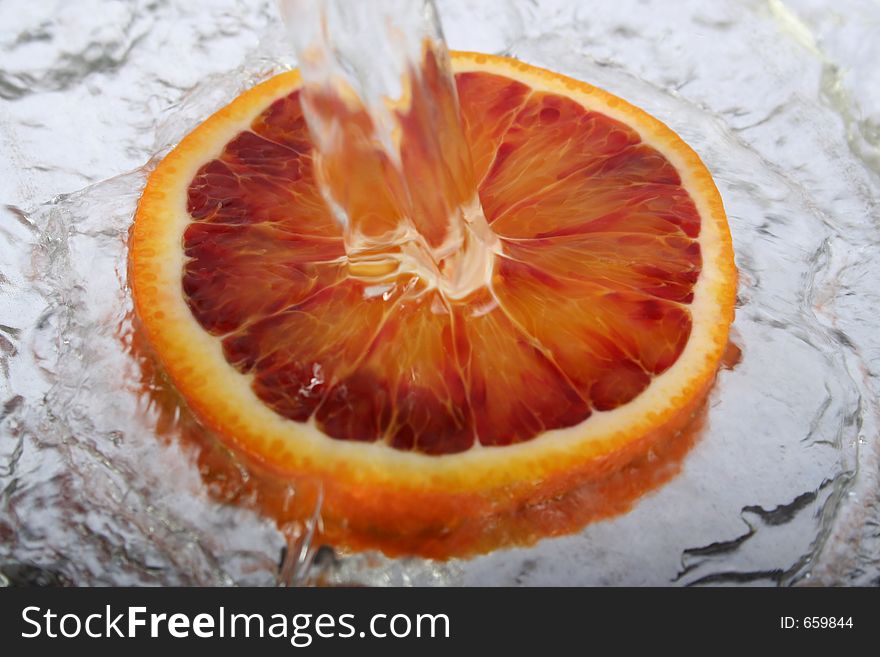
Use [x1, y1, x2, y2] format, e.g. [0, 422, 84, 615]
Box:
[180, 71, 701, 455]
[479, 89, 643, 220]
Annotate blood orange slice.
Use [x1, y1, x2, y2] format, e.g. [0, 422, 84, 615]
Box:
[129, 53, 736, 557]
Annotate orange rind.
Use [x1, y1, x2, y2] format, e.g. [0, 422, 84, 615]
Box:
[129, 53, 736, 557]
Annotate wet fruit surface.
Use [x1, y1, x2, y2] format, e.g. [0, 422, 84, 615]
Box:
[181, 71, 701, 455]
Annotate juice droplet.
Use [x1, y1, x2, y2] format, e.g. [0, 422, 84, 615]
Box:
[721, 340, 743, 370]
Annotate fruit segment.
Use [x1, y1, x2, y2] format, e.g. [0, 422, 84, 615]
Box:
[183, 222, 345, 334]
[455, 71, 531, 183]
[320, 288, 474, 454]
[492, 258, 691, 411]
[188, 102, 339, 237]
[221, 278, 409, 423]
[502, 232, 700, 303]
[452, 287, 591, 446]
[490, 172, 698, 240]
[181, 72, 702, 455]
[477, 91, 642, 221]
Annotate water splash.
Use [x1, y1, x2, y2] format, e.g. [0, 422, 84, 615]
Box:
[279, 0, 497, 299]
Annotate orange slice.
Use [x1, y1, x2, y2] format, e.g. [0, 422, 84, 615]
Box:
[129, 52, 736, 557]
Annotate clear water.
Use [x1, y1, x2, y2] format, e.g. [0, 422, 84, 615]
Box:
[1, 0, 879, 586]
[280, 0, 497, 298]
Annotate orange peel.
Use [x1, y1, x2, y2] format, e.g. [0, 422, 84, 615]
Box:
[129, 53, 736, 556]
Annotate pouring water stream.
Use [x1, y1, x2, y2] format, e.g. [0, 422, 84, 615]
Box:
[280, 0, 498, 299]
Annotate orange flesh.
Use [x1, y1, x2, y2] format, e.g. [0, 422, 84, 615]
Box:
[181, 71, 700, 455]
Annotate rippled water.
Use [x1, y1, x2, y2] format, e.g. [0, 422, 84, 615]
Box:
[1, 0, 879, 586]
